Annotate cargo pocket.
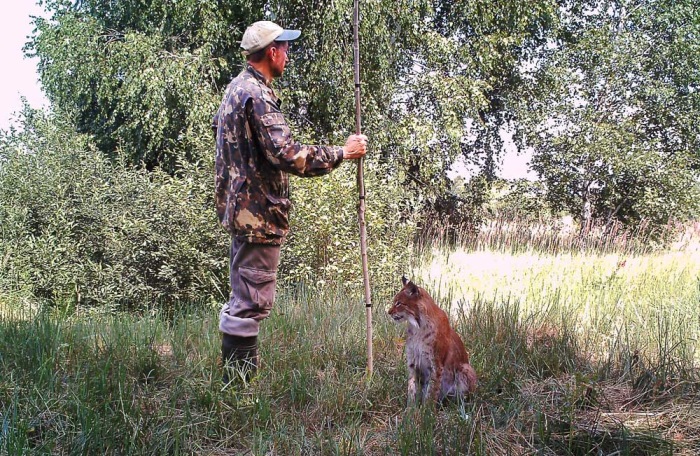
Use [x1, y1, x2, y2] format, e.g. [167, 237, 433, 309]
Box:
[239, 266, 277, 311]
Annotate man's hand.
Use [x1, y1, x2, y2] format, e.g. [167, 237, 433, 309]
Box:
[343, 134, 368, 159]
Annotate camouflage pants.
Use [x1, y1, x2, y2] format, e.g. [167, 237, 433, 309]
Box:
[219, 237, 281, 338]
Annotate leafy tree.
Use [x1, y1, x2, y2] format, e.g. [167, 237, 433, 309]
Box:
[24, 0, 427, 294]
[422, 0, 559, 180]
[29, 1, 563, 208]
[29, 0, 261, 171]
[365, 0, 562, 225]
[518, 0, 700, 227]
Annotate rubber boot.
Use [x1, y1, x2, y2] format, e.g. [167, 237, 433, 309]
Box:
[221, 334, 258, 385]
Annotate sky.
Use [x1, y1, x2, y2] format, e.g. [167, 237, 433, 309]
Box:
[0, 2, 48, 131]
[0, 2, 533, 179]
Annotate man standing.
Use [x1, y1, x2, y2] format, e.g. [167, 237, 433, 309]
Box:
[212, 20, 368, 383]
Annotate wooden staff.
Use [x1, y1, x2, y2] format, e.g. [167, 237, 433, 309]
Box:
[353, 0, 373, 375]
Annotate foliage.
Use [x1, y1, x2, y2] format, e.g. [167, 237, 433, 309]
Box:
[518, 0, 700, 227]
[417, 174, 491, 245]
[0, 105, 416, 308]
[12, 0, 700, 308]
[283, 160, 418, 291]
[414, 0, 559, 180]
[0, 107, 229, 309]
[22, 0, 433, 298]
[28, 0, 566, 219]
[486, 178, 552, 222]
[28, 0, 239, 171]
[19, 1, 424, 305]
[362, 0, 561, 225]
[26, 0, 700, 235]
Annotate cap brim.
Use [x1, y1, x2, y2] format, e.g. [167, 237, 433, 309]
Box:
[275, 29, 301, 42]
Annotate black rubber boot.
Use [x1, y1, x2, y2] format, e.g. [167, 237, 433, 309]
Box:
[221, 334, 258, 385]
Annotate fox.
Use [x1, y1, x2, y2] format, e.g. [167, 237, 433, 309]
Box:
[388, 276, 477, 403]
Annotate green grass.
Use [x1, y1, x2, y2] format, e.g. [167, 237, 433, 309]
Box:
[416, 245, 700, 376]
[2, 242, 699, 454]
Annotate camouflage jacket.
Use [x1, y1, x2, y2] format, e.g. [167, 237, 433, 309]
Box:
[213, 65, 344, 245]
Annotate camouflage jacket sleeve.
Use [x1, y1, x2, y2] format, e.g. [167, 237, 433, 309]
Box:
[247, 96, 344, 177]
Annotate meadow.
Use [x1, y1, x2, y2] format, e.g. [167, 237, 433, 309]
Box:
[1, 223, 699, 455]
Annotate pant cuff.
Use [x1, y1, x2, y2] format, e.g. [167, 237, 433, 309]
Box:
[219, 305, 260, 337]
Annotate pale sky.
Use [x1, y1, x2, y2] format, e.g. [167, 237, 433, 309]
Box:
[0, 2, 48, 131]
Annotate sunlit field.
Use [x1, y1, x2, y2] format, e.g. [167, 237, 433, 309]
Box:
[2, 223, 699, 454]
[418, 245, 700, 366]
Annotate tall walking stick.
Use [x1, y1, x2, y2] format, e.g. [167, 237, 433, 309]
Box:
[353, 0, 373, 375]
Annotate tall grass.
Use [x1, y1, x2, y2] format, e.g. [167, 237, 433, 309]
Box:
[415, 221, 700, 371]
[1, 220, 699, 454]
[418, 217, 698, 256]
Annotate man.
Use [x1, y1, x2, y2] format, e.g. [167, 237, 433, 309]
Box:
[212, 20, 368, 383]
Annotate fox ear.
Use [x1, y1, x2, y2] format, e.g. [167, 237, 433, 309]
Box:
[402, 276, 419, 295]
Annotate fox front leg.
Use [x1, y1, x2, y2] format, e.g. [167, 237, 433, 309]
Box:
[407, 371, 418, 404]
[428, 365, 443, 402]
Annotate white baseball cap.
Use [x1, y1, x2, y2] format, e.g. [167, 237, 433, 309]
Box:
[240, 21, 301, 56]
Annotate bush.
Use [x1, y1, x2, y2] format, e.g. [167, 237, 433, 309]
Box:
[284, 159, 418, 292]
[487, 178, 551, 222]
[0, 109, 229, 309]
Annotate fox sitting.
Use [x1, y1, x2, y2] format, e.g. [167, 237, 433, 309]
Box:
[388, 277, 477, 403]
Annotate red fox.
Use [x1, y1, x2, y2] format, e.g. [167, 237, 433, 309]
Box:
[388, 277, 477, 403]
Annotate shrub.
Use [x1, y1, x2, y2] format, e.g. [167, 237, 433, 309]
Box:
[0, 109, 229, 309]
[284, 160, 418, 292]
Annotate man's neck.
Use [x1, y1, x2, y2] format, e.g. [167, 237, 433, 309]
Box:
[247, 61, 274, 85]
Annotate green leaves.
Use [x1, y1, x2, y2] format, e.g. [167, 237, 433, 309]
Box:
[10, 0, 700, 312]
[29, 1, 256, 171]
[0, 108, 229, 309]
[519, 0, 700, 227]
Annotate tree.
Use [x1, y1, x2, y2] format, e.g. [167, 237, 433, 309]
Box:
[27, 0, 700, 234]
[28, 1, 562, 207]
[370, 0, 562, 233]
[425, 1, 559, 180]
[518, 0, 700, 227]
[20, 0, 435, 295]
[28, 0, 262, 171]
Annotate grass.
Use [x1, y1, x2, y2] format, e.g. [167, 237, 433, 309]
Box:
[417, 246, 700, 368]
[1, 228, 699, 454]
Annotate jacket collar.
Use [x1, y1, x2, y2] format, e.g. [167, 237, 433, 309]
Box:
[245, 64, 271, 87]
[244, 64, 279, 104]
